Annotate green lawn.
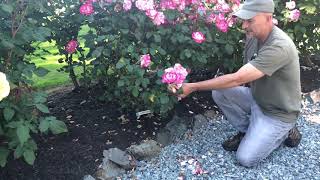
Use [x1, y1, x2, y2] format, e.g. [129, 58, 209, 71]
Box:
[30, 25, 92, 90]
[30, 41, 76, 90]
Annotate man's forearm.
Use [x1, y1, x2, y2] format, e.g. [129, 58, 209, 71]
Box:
[190, 73, 242, 91]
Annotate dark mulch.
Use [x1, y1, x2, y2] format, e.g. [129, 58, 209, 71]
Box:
[0, 61, 319, 180]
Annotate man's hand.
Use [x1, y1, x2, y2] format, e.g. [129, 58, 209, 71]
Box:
[167, 83, 196, 99]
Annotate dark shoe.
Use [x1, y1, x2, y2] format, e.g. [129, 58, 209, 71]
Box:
[284, 126, 302, 148]
[222, 132, 245, 151]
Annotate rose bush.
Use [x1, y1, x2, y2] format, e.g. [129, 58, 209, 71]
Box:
[0, 0, 318, 167]
[0, 0, 68, 167]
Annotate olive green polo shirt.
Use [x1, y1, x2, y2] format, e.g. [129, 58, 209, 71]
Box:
[244, 26, 301, 123]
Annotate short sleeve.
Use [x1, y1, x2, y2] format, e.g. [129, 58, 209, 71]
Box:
[249, 45, 289, 76]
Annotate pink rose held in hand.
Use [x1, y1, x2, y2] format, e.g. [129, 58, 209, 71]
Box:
[192, 31, 206, 44]
[162, 71, 178, 84]
[162, 63, 188, 89]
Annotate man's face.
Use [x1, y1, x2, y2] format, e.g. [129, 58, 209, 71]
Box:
[240, 14, 268, 38]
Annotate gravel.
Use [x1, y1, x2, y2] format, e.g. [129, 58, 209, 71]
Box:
[122, 99, 320, 180]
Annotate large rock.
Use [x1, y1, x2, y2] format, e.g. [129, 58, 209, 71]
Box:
[193, 114, 209, 131]
[83, 175, 95, 180]
[96, 158, 125, 180]
[203, 109, 218, 119]
[156, 128, 172, 146]
[127, 140, 161, 160]
[165, 115, 192, 137]
[103, 148, 135, 170]
[156, 115, 192, 146]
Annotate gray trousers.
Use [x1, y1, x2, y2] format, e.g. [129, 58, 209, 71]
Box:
[212, 86, 295, 167]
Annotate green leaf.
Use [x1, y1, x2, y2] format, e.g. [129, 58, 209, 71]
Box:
[36, 104, 50, 113]
[33, 92, 47, 104]
[117, 80, 125, 87]
[142, 78, 150, 88]
[225, 44, 234, 55]
[160, 94, 169, 104]
[184, 49, 192, 58]
[146, 32, 153, 39]
[120, 29, 129, 34]
[158, 48, 166, 55]
[17, 124, 30, 144]
[154, 35, 161, 43]
[39, 118, 50, 133]
[49, 120, 68, 134]
[0, 125, 3, 135]
[150, 48, 156, 56]
[34, 67, 49, 77]
[0, 4, 13, 14]
[0, 147, 10, 167]
[14, 145, 24, 159]
[23, 149, 35, 165]
[92, 47, 104, 58]
[116, 57, 126, 69]
[3, 107, 15, 121]
[132, 87, 139, 97]
[300, 4, 316, 14]
[1, 40, 14, 49]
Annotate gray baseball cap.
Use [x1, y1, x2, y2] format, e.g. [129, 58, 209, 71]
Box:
[233, 0, 275, 20]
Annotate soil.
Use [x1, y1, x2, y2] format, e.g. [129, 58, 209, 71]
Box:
[0, 61, 319, 180]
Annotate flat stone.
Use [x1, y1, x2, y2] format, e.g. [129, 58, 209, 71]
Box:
[165, 115, 190, 138]
[193, 114, 208, 130]
[96, 159, 125, 180]
[203, 110, 218, 119]
[156, 129, 172, 146]
[83, 175, 95, 180]
[104, 148, 133, 170]
[127, 140, 161, 160]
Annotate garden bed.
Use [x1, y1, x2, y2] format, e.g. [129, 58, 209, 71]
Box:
[1, 63, 319, 180]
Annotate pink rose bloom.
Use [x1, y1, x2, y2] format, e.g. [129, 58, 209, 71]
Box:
[214, 1, 231, 13]
[272, 18, 278, 25]
[146, 9, 158, 19]
[216, 20, 229, 32]
[80, 3, 94, 16]
[192, 31, 206, 43]
[86, 0, 97, 3]
[152, 11, 166, 26]
[288, 9, 300, 22]
[285, 1, 296, 10]
[162, 71, 179, 84]
[160, 0, 177, 10]
[173, 63, 188, 77]
[205, 13, 216, 24]
[215, 14, 229, 32]
[227, 16, 236, 27]
[135, 0, 154, 11]
[162, 63, 188, 88]
[140, 54, 151, 68]
[123, 0, 132, 11]
[197, 5, 206, 16]
[65, 40, 78, 54]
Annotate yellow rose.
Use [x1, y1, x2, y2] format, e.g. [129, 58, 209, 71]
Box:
[0, 72, 10, 101]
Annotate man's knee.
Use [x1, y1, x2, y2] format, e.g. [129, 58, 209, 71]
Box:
[236, 151, 258, 167]
[212, 90, 224, 102]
